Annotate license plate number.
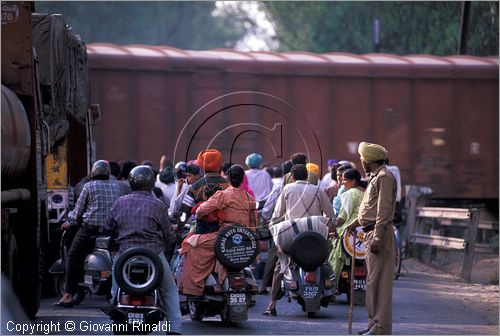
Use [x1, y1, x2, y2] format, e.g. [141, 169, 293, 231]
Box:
[229, 293, 246, 305]
[354, 279, 366, 290]
[127, 312, 144, 324]
[303, 285, 320, 299]
[84, 275, 93, 285]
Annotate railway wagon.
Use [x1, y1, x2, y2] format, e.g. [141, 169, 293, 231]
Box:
[87, 43, 498, 207]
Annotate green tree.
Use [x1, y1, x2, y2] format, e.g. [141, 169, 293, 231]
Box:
[34, 1, 246, 49]
[261, 1, 498, 56]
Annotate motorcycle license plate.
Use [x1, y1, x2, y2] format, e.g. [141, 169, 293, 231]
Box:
[127, 312, 144, 324]
[354, 279, 366, 290]
[303, 285, 320, 299]
[84, 275, 93, 285]
[229, 293, 246, 306]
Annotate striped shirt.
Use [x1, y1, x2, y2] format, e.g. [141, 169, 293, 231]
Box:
[103, 191, 171, 255]
[181, 172, 228, 210]
[68, 179, 122, 228]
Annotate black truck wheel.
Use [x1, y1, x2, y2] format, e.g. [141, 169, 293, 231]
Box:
[214, 225, 259, 271]
[114, 248, 163, 296]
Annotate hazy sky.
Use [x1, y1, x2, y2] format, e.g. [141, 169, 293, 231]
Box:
[215, 1, 277, 51]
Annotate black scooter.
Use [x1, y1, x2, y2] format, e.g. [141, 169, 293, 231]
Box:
[103, 247, 166, 335]
[49, 228, 113, 304]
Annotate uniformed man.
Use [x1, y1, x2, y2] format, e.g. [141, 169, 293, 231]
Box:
[348, 141, 397, 335]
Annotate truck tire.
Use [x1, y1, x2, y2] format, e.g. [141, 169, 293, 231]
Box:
[214, 225, 259, 271]
[6, 234, 20, 294]
[114, 248, 163, 296]
[16, 232, 41, 320]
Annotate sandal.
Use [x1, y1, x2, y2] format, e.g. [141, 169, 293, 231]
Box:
[262, 308, 277, 316]
[53, 300, 75, 308]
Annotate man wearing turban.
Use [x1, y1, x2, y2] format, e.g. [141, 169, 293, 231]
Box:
[179, 149, 228, 222]
[348, 141, 396, 335]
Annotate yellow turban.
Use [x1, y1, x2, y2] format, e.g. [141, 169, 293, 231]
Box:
[306, 163, 320, 175]
[358, 142, 388, 163]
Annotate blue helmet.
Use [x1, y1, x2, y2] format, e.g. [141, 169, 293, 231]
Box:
[245, 153, 263, 169]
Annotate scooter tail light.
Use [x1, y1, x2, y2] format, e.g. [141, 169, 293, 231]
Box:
[324, 279, 334, 289]
[229, 275, 246, 289]
[119, 294, 154, 306]
[341, 271, 350, 279]
[304, 272, 317, 284]
[249, 283, 259, 294]
[289, 280, 298, 290]
[354, 266, 367, 277]
[100, 270, 111, 278]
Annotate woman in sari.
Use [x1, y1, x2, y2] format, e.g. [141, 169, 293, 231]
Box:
[328, 168, 367, 292]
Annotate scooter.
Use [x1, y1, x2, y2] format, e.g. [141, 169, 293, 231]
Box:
[281, 231, 335, 317]
[337, 224, 401, 304]
[103, 247, 166, 335]
[179, 225, 260, 325]
[49, 228, 113, 305]
[185, 267, 259, 325]
[336, 226, 367, 305]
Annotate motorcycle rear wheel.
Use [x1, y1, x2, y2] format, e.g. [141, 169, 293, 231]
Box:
[394, 245, 402, 280]
[307, 311, 316, 318]
[347, 290, 365, 306]
[220, 303, 233, 326]
[188, 300, 203, 321]
[54, 276, 86, 305]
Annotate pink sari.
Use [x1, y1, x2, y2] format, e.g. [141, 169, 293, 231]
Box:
[241, 174, 254, 198]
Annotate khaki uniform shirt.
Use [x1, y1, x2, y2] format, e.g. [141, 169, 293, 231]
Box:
[357, 165, 397, 240]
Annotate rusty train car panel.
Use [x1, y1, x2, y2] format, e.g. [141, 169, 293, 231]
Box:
[87, 43, 498, 201]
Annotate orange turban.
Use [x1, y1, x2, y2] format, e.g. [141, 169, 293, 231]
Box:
[197, 149, 222, 172]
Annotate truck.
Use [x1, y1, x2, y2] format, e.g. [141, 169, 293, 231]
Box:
[1, 1, 96, 318]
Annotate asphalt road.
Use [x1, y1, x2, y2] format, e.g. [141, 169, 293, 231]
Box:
[2, 259, 498, 335]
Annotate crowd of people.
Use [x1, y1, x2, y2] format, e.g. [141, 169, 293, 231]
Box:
[54, 141, 400, 335]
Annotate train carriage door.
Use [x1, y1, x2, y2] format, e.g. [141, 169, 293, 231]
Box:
[368, 56, 413, 189]
[412, 78, 454, 197]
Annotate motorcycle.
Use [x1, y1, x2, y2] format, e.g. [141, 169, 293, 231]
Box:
[281, 230, 335, 317]
[179, 225, 260, 325]
[393, 224, 403, 280]
[103, 247, 166, 335]
[337, 224, 402, 304]
[336, 226, 367, 305]
[49, 228, 113, 304]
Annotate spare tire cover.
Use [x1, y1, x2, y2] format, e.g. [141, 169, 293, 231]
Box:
[290, 231, 329, 271]
[214, 225, 259, 270]
[114, 248, 164, 296]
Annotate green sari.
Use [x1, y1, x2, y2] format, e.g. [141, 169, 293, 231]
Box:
[327, 187, 364, 291]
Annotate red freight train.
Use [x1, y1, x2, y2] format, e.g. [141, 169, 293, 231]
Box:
[87, 44, 498, 206]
